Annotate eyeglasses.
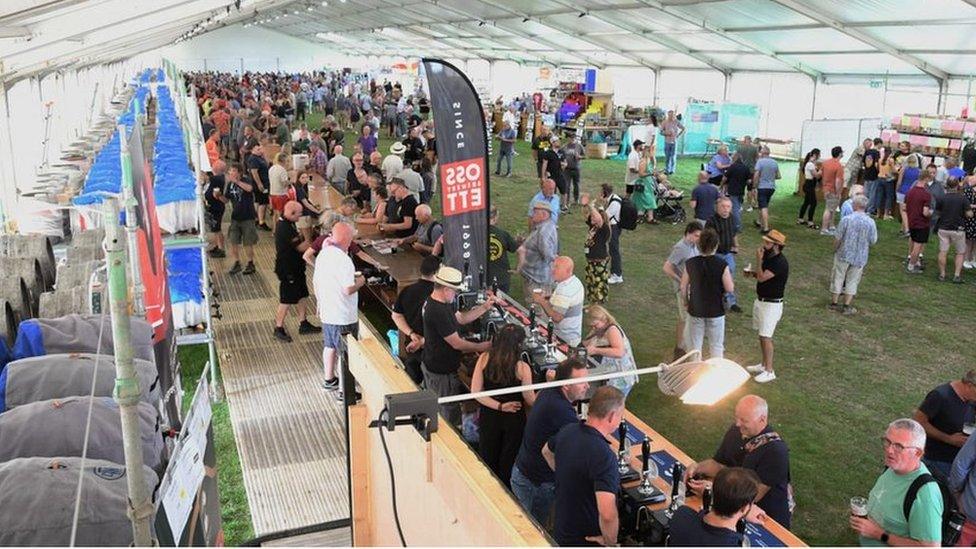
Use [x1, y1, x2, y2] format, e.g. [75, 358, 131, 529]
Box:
[881, 437, 920, 453]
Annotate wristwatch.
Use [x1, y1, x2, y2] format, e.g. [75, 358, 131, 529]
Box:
[880, 532, 889, 544]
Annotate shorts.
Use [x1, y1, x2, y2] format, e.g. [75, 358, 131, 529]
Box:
[323, 322, 359, 350]
[909, 228, 930, 244]
[625, 183, 635, 195]
[270, 194, 289, 213]
[831, 257, 864, 296]
[227, 218, 259, 246]
[757, 188, 775, 209]
[674, 290, 689, 322]
[752, 300, 783, 338]
[254, 189, 269, 205]
[205, 208, 224, 233]
[896, 192, 906, 205]
[938, 229, 966, 254]
[824, 192, 840, 211]
[278, 274, 309, 304]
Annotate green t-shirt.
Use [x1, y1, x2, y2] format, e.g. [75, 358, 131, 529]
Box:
[860, 464, 942, 546]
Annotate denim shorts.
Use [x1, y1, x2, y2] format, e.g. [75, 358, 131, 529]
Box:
[323, 322, 358, 349]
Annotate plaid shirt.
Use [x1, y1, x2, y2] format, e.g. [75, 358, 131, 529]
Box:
[835, 211, 877, 267]
[520, 220, 558, 284]
[309, 149, 328, 175]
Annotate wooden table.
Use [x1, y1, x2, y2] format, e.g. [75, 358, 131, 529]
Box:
[612, 411, 805, 546]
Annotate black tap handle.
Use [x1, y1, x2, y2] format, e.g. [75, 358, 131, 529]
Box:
[528, 307, 536, 329]
[671, 463, 685, 498]
[491, 278, 498, 294]
[617, 421, 627, 452]
[641, 437, 651, 472]
[546, 320, 554, 344]
[478, 265, 485, 288]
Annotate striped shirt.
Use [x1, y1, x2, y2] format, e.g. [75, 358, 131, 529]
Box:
[706, 213, 737, 254]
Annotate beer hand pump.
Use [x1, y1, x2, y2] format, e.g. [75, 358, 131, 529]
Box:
[667, 462, 687, 517]
[616, 421, 639, 482]
[623, 437, 666, 504]
[543, 319, 559, 364]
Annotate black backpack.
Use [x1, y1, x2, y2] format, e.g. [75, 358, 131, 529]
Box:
[903, 473, 964, 546]
[610, 196, 639, 231]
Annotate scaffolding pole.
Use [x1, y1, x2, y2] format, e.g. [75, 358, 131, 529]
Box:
[119, 121, 145, 316]
[102, 197, 155, 547]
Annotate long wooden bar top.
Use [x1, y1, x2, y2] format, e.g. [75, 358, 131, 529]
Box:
[614, 411, 805, 547]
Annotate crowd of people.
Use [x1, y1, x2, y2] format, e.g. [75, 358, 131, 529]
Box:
[187, 68, 976, 546]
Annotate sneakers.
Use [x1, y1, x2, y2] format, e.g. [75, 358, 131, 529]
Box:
[842, 305, 858, 315]
[819, 228, 835, 236]
[745, 364, 765, 373]
[273, 327, 293, 342]
[953, 276, 965, 285]
[228, 261, 242, 275]
[322, 377, 339, 391]
[208, 247, 226, 258]
[608, 274, 624, 285]
[906, 265, 923, 274]
[729, 304, 743, 313]
[745, 206, 754, 212]
[828, 302, 841, 312]
[754, 370, 777, 384]
[258, 223, 273, 232]
[964, 261, 975, 270]
[242, 261, 256, 275]
[298, 320, 322, 334]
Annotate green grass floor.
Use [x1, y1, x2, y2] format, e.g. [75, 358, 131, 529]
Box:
[185, 112, 976, 545]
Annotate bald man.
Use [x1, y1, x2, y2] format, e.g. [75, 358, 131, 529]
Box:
[312, 221, 366, 397]
[531, 256, 585, 346]
[684, 395, 794, 529]
[273, 201, 320, 342]
[326, 145, 352, 188]
[204, 162, 228, 258]
[396, 204, 442, 255]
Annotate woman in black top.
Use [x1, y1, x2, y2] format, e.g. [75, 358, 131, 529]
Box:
[581, 194, 611, 304]
[680, 228, 734, 359]
[470, 324, 536, 487]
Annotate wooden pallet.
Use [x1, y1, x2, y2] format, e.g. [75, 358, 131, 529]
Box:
[210, 231, 349, 537]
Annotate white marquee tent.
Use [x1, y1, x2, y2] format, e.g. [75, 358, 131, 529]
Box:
[1, 0, 975, 229]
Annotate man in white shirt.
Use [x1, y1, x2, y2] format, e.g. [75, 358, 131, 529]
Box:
[313, 222, 365, 398]
[503, 104, 520, 134]
[398, 166, 425, 203]
[531, 256, 585, 346]
[383, 142, 406, 182]
[625, 140, 644, 198]
[268, 152, 292, 216]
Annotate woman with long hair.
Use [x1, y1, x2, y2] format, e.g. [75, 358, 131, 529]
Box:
[357, 183, 388, 226]
[470, 324, 535, 487]
[583, 305, 638, 396]
[896, 153, 921, 236]
[294, 170, 322, 243]
[632, 145, 658, 224]
[874, 147, 896, 219]
[797, 148, 821, 228]
[647, 113, 659, 170]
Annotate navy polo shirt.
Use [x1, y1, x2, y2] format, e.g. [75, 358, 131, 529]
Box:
[668, 506, 743, 546]
[513, 388, 578, 485]
[713, 424, 792, 529]
[548, 421, 619, 546]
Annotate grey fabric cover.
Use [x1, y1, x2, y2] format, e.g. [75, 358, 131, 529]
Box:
[35, 314, 154, 364]
[0, 396, 164, 474]
[0, 456, 156, 546]
[3, 353, 159, 411]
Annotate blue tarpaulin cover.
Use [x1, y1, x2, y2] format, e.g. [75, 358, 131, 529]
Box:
[165, 248, 203, 304]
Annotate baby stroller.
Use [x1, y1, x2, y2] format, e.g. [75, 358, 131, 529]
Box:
[654, 184, 687, 224]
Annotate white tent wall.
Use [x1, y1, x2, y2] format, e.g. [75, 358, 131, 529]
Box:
[160, 25, 339, 73]
[607, 67, 656, 108]
[656, 70, 726, 114]
[727, 73, 815, 140]
[489, 61, 539, 103]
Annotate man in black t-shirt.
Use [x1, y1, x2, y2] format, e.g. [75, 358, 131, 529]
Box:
[224, 165, 258, 275]
[273, 201, 320, 342]
[706, 197, 741, 314]
[541, 136, 568, 213]
[204, 162, 228, 258]
[488, 207, 519, 293]
[531, 125, 551, 178]
[685, 395, 793, 530]
[542, 386, 624, 547]
[723, 153, 752, 233]
[421, 265, 494, 425]
[246, 144, 272, 231]
[913, 371, 976, 479]
[391, 256, 440, 385]
[669, 467, 764, 547]
[379, 178, 418, 239]
[743, 229, 789, 384]
[863, 139, 881, 215]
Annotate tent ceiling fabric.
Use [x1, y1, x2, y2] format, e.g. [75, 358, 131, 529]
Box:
[1, 0, 975, 80]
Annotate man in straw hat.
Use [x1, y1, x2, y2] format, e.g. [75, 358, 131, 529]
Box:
[743, 229, 789, 384]
[422, 265, 496, 425]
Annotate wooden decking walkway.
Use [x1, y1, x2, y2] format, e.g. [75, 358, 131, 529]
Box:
[210, 229, 350, 540]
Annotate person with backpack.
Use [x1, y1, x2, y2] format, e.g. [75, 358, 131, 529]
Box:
[394, 204, 441, 256]
[601, 183, 636, 285]
[851, 418, 944, 546]
[948, 428, 976, 545]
